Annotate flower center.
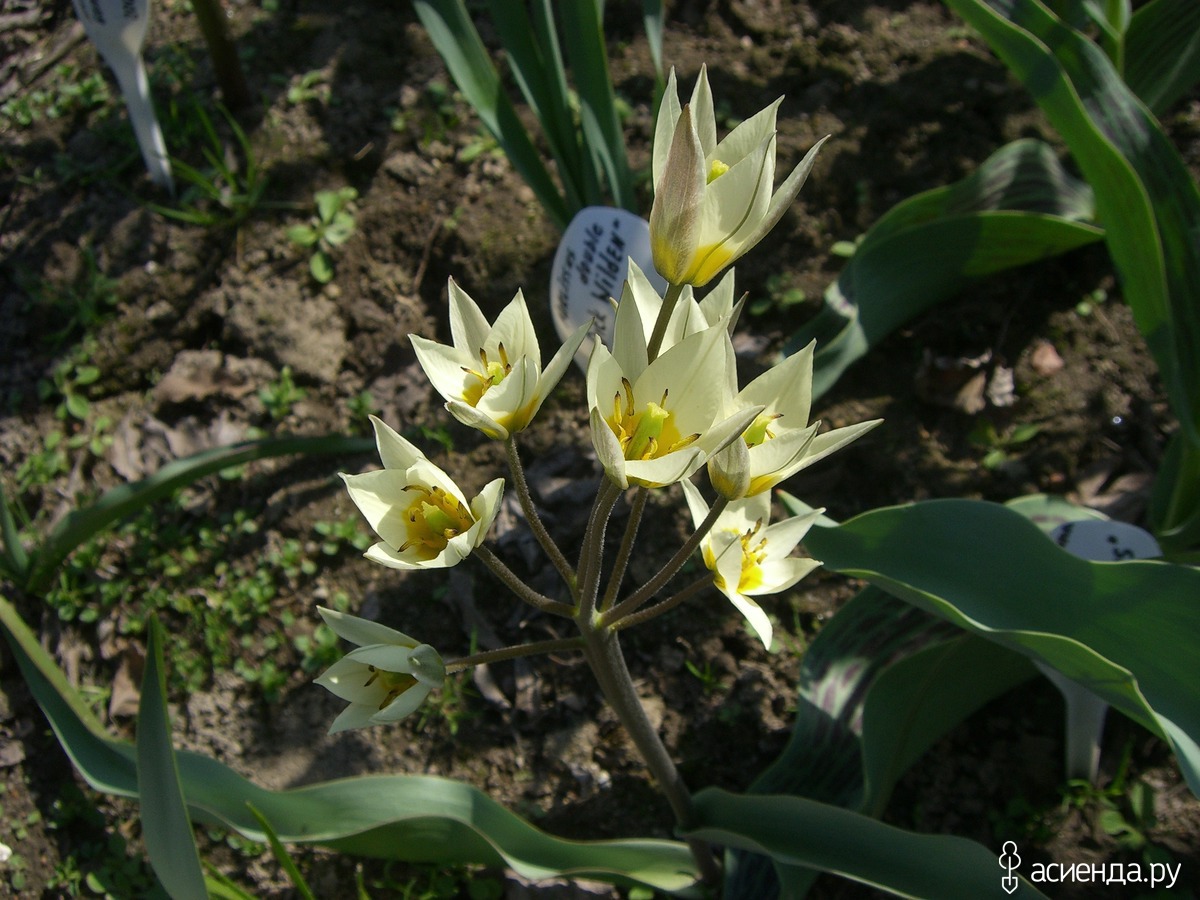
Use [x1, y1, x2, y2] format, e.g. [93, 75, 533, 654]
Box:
[364, 665, 419, 710]
[607, 378, 699, 461]
[461, 343, 512, 406]
[707, 158, 730, 184]
[708, 520, 768, 593]
[735, 520, 769, 592]
[398, 484, 475, 559]
[743, 411, 783, 447]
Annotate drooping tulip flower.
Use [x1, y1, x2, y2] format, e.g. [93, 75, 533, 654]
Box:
[314, 607, 444, 734]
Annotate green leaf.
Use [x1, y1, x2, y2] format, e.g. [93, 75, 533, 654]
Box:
[558, 1, 636, 212]
[0, 594, 700, 895]
[486, 0, 588, 213]
[1124, 0, 1200, 115]
[0, 482, 29, 580]
[309, 250, 334, 283]
[943, 0, 1200, 449]
[138, 617, 208, 900]
[287, 224, 318, 247]
[246, 804, 316, 900]
[725, 584, 1033, 899]
[786, 139, 1102, 397]
[24, 434, 373, 592]
[642, 0, 665, 88]
[689, 789, 1046, 899]
[803, 499, 1200, 796]
[315, 189, 342, 223]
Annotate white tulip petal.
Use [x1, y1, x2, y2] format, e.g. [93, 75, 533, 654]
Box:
[318, 607, 417, 649]
[689, 64, 717, 157]
[652, 68, 683, 187]
[445, 399, 508, 441]
[624, 446, 705, 488]
[368, 415, 423, 473]
[448, 278, 492, 355]
[589, 406, 630, 489]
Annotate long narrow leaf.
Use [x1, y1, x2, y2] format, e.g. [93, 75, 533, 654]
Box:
[487, 0, 587, 213]
[414, 0, 570, 229]
[138, 617, 208, 900]
[642, 0, 665, 89]
[559, 1, 636, 212]
[803, 499, 1200, 796]
[943, 0, 1200, 448]
[0, 482, 29, 581]
[0, 594, 701, 895]
[690, 789, 1046, 899]
[25, 434, 372, 592]
[1124, 0, 1200, 115]
[787, 138, 1102, 396]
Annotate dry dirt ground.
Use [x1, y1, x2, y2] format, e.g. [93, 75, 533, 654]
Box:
[1, 0, 1199, 897]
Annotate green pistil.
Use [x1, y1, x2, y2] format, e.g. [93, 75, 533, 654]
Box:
[707, 158, 730, 184]
[743, 412, 782, 447]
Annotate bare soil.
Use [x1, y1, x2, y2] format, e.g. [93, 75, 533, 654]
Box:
[1, 1, 1198, 897]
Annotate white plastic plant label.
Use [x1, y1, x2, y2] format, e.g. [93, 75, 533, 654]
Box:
[1039, 518, 1161, 782]
[72, 0, 174, 192]
[550, 206, 667, 368]
[1049, 519, 1162, 562]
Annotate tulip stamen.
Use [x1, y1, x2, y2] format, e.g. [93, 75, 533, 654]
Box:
[461, 345, 514, 406]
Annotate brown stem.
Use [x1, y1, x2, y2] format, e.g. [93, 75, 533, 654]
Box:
[505, 436, 576, 593]
[601, 495, 728, 626]
[445, 636, 583, 672]
[474, 546, 576, 618]
[578, 626, 722, 886]
[190, 0, 252, 111]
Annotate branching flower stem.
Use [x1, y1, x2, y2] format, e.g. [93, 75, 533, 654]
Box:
[610, 575, 711, 632]
[577, 479, 622, 621]
[474, 545, 576, 618]
[505, 436, 576, 593]
[577, 624, 722, 886]
[599, 487, 648, 613]
[600, 495, 729, 627]
[445, 637, 584, 673]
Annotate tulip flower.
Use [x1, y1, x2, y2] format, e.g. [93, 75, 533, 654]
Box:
[649, 65, 826, 287]
[342, 416, 503, 570]
[682, 482, 823, 649]
[716, 340, 882, 497]
[587, 294, 760, 489]
[412, 279, 591, 440]
[314, 607, 444, 734]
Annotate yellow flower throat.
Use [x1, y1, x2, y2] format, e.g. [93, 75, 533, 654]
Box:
[607, 378, 699, 460]
[398, 484, 475, 559]
[462, 343, 512, 406]
[364, 665, 418, 710]
[710, 519, 768, 593]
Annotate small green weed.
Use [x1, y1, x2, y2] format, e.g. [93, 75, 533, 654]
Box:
[749, 273, 807, 317]
[684, 659, 726, 696]
[151, 100, 266, 228]
[287, 187, 358, 283]
[968, 420, 1040, 469]
[345, 389, 379, 432]
[21, 247, 120, 349]
[258, 366, 307, 421]
[285, 69, 330, 106]
[0, 64, 111, 130]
